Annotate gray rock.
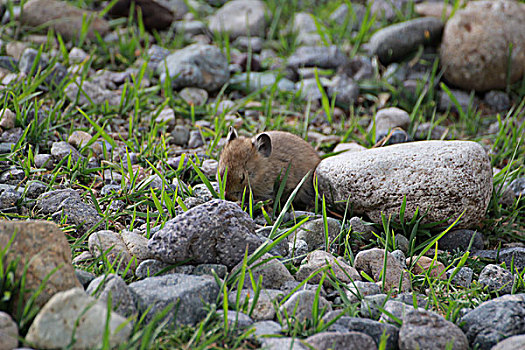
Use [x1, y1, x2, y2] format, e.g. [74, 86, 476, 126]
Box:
[174, 20, 207, 36]
[478, 264, 514, 294]
[228, 289, 282, 320]
[65, 79, 122, 106]
[75, 269, 96, 288]
[0, 169, 24, 185]
[289, 12, 324, 46]
[68, 130, 92, 149]
[120, 230, 153, 262]
[0, 221, 82, 309]
[328, 75, 359, 107]
[26, 288, 131, 348]
[69, 47, 88, 64]
[280, 290, 332, 322]
[188, 130, 204, 148]
[0, 108, 15, 129]
[327, 316, 399, 350]
[438, 229, 484, 252]
[345, 281, 381, 303]
[440, 0, 525, 91]
[148, 199, 264, 269]
[447, 266, 473, 288]
[460, 298, 525, 350]
[399, 309, 468, 350]
[296, 250, 361, 287]
[193, 264, 228, 278]
[251, 320, 282, 337]
[0, 186, 20, 210]
[0, 311, 18, 350]
[394, 293, 428, 309]
[52, 196, 101, 234]
[34, 154, 54, 170]
[329, 3, 367, 31]
[287, 45, 348, 70]
[338, 55, 374, 81]
[287, 238, 308, 263]
[229, 72, 295, 92]
[135, 259, 174, 279]
[354, 248, 410, 292]
[158, 44, 229, 92]
[291, 217, 341, 250]
[372, 107, 410, 134]
[305, 331, 377, 350]
[316, 141, 493, 229]
[171, 125, 190, 146]
[86, 274, 137, 318]
[0, 56, 18, 72]
[395, 235, 410, 254]
[369, 17, 443, 64]
[179, 87, 208, 106]
[233, 253, 295, 289]
[348, 216, 374, 240]
[18, 48, 47, 75]
[208, 0, 268, 39]
[232, 36, 264, 53]
[129, 274, 219, 326]
[379, 300, 421, 326]
[492, 334, 525, 350]
[498, 247, 525, 273]
[216, 310, 253, 328]
[509, 178, 525, 197]
[414, 123, 449, 141]
[484, 91, 511, 112]
[259, 337, 307, 350]
[89, 231, 134, 274]
[438, 89, 478, 114]
[360, 294, 388, 319]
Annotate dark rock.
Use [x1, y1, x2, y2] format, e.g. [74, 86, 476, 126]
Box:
[498, 247, 525, 273]
[75, 269, 96, 289]
[0, 56, 18, 72]
[484, 91, 511, 112]
[438, 229, 484, 252]
[106, 0, 174, 31]
[148, 199, 264, 269]
[129, 274, 219, 326]
[478, 264, 514, 294]
[460, 298, 525, 350]
[369, 17, 443, 64]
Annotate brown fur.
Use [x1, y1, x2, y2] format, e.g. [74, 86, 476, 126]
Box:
[218, 129, 321, 208]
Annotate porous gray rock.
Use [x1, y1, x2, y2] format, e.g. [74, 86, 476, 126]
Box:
[208, 0, 268, 39]
[21, 0, 110, 41]
[65, 79, 122, 106]
[89, 231, 135, 274]
[354, 248, 411, 292]
[86, 274, 137, 318]
[129, 274, 219, 326]
[460, 298, 525, 350]
[158, 44, 229, 92]
[438, 229, 484, 252]
[498, 247, 525, 273]
[36, 189, 78, 214]
[447, 266, 473, 288]
[148, 199, 264, 269]
[399, 309, 468, 350]
[51, 141, 83, 163]
[305, 331, 377, 350]
[233, 253, 295, 289]
[0, 221, 82, 309]
[0, 311, 18, 350]
[478, 264, 514, 294]
[291, 218, 341, 249]
[26, 288, 131, 349]
[316, 141, 493, 229]
[369, 17, 443, 64]
[345, 281, 381, 303]
[280, 290, 332, 322]
[296, 250, 361, 287]
[440, 0, 525, 91]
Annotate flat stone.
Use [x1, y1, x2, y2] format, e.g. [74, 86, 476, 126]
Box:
[316, 141, 493, 229]
[129, 274, 219, 326]
[26, 288, 131, 349]
[369, 17, 443, 64]
[0, 221, 82, 309]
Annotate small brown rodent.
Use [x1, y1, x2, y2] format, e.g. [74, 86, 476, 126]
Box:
[218, 127, 321, 208]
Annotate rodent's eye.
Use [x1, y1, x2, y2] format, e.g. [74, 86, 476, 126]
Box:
[241, 173, 245, 183]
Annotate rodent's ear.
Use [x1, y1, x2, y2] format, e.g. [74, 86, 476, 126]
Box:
[254, 133, 272, 157]
[226, 126, 238, 143]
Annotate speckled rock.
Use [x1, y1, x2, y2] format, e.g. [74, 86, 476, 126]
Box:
[440, 0, 525, 91]
[280, 290, 332, 322]
[478, 264, 514, 294]
[291, 217, 341, 249]
[369, 17, 443, 64]
[158, 44, 229, 92]
[86, 274, 137, 318]
[447, 266, 473, 288]
[51, 141, 83, 163]
[26, 288, 131, 349]
[0, 221, 82, 309]
[89, 230, 135, 274]
[399, 309, 468, 350]
[296, 250, 361, 287]
[208, 0, 268, 39]
[316, 141, 493, 228]
[21, 0, 110, 41]
[460, 298, 525, 350]
[129, 274, 219, 326]
[354, 248, 410, 292]
[305, 331, 377, 350]
[148, 199, 264, 269]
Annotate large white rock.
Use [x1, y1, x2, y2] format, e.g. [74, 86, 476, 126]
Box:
[208, 0, 269, 39]
[316, 141, 492, 228]
[26, 288, 132, 349]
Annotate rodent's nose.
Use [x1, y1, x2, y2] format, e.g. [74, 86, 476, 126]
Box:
[225, 192, 239, 202]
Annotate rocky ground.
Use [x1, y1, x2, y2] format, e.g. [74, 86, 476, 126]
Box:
[0, 0, 524, 349]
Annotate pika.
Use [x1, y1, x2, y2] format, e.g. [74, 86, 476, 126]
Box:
[218, 127, 321, 208]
